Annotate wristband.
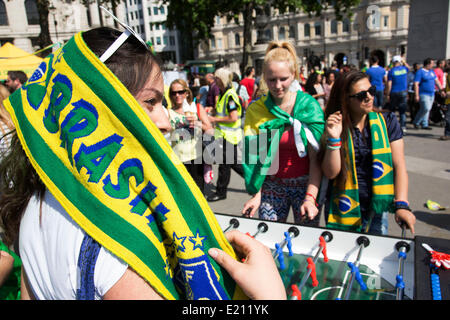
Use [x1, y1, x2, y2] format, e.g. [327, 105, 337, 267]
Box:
[394, 200, 411, 212]
[327, 137, 341, 143]
[305, 192, 318, 207]
[327, 144, 341, 150]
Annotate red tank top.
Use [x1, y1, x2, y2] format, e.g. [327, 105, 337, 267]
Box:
[275, 127, 310, 178]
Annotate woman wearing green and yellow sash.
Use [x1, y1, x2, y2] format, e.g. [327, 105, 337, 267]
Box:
[241, 41, 325, 225]
[0, 27, 286, 300]
[320, 70, 416, 234]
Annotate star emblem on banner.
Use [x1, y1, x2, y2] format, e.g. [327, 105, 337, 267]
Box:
[189, 230, 207, 251]
[172, 231, 187, 252]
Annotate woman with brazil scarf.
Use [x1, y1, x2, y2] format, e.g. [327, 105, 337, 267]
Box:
[0, 26, 285, 300]
[319, 70, 416, 235]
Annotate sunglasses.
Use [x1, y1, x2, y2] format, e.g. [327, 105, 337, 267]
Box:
[171, 90, 186, 96]
[349, 85, 376, 101]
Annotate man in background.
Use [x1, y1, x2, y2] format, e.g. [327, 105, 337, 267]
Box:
[386, 56, 410, 134]
[5, 71, 27, 93]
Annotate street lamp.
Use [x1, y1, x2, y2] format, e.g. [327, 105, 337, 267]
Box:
[49, 3, 58, 43]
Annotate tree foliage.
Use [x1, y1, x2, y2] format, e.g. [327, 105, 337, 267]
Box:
[164, 0, 361, 66]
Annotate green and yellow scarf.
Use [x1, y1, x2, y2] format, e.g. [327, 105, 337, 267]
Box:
[4, 31, 244, 300]
[326, 112, 395, 232]
[243, 91, 325, 195]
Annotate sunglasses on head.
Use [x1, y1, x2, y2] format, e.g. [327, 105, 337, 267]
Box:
[349, 85, 377, 101]
[171, 90, 186, 96]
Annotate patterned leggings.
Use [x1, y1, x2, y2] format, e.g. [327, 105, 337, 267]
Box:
[259, 175, 316, 225]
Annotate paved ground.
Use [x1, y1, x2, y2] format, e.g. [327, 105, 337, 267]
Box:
[206, 120, 450, 241]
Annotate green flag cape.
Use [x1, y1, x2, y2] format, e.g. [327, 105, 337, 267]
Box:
[326, 112, 395, 232]
[242, 91, 325, 195]
[4, 31, 245, 300]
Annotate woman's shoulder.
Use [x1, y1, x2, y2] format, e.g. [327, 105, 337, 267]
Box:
[380, 111, 403, 142]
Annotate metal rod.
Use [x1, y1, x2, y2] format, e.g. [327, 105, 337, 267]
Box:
[296, 233, 331, 292]
[272, 227, 299, 259]
[395, 225, 410, 300]
[223, 218, 239, 233]
[252, 222, 268, 238]
[343, 236, 369, 300]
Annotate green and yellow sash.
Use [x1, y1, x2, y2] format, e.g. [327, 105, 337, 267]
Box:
[4, 31, 244, 300]
[326, 112, 395, 232]
[243, 91, 325, 195]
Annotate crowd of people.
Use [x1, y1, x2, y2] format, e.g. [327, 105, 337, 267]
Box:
[174, 51, 450, 235]
[0, 22, 447, 300]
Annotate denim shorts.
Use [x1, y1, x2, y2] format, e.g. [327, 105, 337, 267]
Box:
[361, 211, 389, 235]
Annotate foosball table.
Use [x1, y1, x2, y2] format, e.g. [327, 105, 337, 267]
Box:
[214, 213, 450, 300]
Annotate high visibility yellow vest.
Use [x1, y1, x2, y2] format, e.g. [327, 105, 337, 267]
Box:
[214, 88, 243, 145]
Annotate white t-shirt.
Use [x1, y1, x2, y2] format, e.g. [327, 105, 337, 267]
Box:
[19, 190, 128, 300]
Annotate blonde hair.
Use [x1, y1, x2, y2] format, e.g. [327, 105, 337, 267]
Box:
[169, 79, 193, 105]
[263, 41, 299, 80]
[0, 84, 13, 132]
[214, 68, 232, 89]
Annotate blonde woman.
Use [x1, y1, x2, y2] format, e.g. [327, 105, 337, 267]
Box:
[168, 79, 212, 193]
[242, 41, 325, 226]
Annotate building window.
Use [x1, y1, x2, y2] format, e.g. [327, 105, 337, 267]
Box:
[210, 36, 216, 49]
[160, 6, 165, 15]
[288, 25, 295, 39]
[383, 15, 389, 28]
[153, 7, 158, 15]
[235, 33, 240, 46]
[156, 37, 161, 45]
[304, 23, 310, 37]
[163, 36, 168, 45]
[331, 19, 337, 34]
[25, 0, 39, 25]
[0, 0, 8, 26]
[342, 18, 350, 33]
[147, 7, 151, 16]
[279, 26, 285, 40]
[314, 22, 321, 36]
[216, 16, 221, 25]
[217, 38, 223, 49]
[169, 36, 175, 46]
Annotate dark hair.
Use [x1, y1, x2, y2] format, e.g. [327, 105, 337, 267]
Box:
[304, 72, 320, 95]
[369, 55, 379, 65]
[7, 71, 28, 84]
[0, 27, 161, 247]
[82, 27, 162, 96]
[318, 70, 370, 188]
[244, 66, 254, 77]
[423, 58, 433, 67]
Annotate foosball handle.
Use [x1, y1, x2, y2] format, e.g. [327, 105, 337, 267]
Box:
[348, 262, 367, 291]
[290, 284, 302, 300]
[430, 267, 442, 300]
[307, 257, 319, 287]
[275, 243, 285, 270]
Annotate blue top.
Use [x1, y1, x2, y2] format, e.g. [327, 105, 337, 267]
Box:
[388, 66, 409, 93]
[366, 66, 386, 91]
[414, 68, 437, 96]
